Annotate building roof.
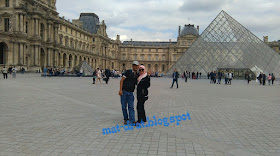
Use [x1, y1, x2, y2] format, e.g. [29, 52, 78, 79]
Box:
[122, 41, 177, 47]
[80, 13, 99, 19]
[180, 24, 199, 36]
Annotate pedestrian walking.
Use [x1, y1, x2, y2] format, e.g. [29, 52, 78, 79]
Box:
[92, 70, 97, 84]
[170, 68, 179, 89]
[247, 74, 251, 84]
[2, 66, 8, 79]
[97, 68, 102, 84]
[119, 61, 139, 125]
[262, 74, 266, 85]
[228, 72, 233, 85]
[105, 67, 111, 84]
[271, 73, 275, 85]
[225, 72, 228, 84]
[268, 74, 272, 85]
[183, 71, 187, 82]
[12, 66, 17, 78]
[136, 65, 150, 123]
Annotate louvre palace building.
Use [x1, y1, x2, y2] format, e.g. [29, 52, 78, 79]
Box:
[0, 0, 280, 74]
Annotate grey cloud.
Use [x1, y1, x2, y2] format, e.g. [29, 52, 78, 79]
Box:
[179, 0, 230, 12]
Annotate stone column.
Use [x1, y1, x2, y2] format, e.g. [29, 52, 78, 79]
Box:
[20, 14, 24, 32]
[34, 45, 38, 66]
[53, 50, 57, 67]
[15, 13, 19, 32]
[47, 48, 51, 67]
[19, 43, 23, 65]
[36, 19, 39, 36]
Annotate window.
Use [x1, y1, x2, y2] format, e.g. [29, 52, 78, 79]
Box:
[4, 18, 9, 32]
[148, 55, 151, 61]
[162, 65, 165, 71]
[141, 55, 144, 61]
[93, 38, 95, 42]
[162, 55, 166, 61]
[5, 0, 9, 7]
[25, 22, 28, 33]
[40, 23, 44, 38]
[134, 48, 137, 52]
[134, 54, 137, 60]
[71, 30, 72, 34]
[66, 27, 67, 33]
[155, 55, 158, 61]
[148, 64, 151, 70]
[122, 54, 126, 60]
[60, 25, 62, 30]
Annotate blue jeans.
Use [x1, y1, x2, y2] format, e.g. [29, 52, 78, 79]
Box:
[171, 79, 178, 88]
[121, 90, 135, 123]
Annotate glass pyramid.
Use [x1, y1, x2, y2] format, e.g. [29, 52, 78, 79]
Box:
[167, 10, 280, 78]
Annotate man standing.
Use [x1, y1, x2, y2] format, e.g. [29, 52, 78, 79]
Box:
[2, 66, 8, 79]
[105, 67, 111, 84]
[119, 61, 139, 125]
[170, 68, 179, 89]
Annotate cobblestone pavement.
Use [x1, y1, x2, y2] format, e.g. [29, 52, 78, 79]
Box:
[0, 74, 280, 156]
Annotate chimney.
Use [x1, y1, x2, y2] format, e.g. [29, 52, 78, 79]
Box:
[197, 25, 199, 34]
[178, 26, 181, 36]
[130, 39, 133, 42]
[263, 36, 268, 43]
[169, 39, 171, 42]
[116, 35, 120, 40]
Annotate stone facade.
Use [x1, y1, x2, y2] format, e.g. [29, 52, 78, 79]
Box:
[0, 0, 121, 72]
[0, 0, 279, 74]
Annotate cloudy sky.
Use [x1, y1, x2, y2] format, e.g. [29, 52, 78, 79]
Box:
[56, 0, 280, 42]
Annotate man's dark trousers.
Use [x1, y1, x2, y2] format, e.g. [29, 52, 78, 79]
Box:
[171, 78, 178, 88]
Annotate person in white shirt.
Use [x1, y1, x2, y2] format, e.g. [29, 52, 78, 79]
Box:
[2, 66, 8, 79]
[228, 72, 233, 85]
[12, 66, 17, 78]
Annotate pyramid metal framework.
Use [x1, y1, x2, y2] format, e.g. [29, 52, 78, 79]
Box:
[166, 10, 280, 78]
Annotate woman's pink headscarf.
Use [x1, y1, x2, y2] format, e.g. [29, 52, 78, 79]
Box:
[138, 65, 147, 83]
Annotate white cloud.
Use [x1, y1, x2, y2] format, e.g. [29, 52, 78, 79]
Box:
[56, 0, 280, 42]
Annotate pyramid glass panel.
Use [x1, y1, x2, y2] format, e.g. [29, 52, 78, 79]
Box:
[167, 10, 280, 78]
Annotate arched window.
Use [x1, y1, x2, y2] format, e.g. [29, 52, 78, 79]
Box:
[122, 54, 126, 60]
[162, 65, 165, 72]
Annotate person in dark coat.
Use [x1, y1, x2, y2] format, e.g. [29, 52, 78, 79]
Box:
[105, 67, 111, 84]
[136, 65, 150, 123]
[262, 74, 266, 85]
[92, 70, 97, 84]
[184, 71, 188, 82]
[170, 68, 179, 89]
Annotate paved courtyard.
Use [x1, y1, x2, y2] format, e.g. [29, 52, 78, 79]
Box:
[0, 74, 280, 156]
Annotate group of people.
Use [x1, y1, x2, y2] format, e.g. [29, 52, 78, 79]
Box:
[257, 73, 275, 85]
[42, 67, 67, 77]
[1, 66, 18, 79]
[118, 61, 151, 125]
[208, 71, 233, 85]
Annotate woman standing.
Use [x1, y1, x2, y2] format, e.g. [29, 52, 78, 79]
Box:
[96, 68, 102, 84]
[136, 65, 150, 123]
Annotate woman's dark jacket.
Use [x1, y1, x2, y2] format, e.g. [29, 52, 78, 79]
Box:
[137, 76, 150, 100]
